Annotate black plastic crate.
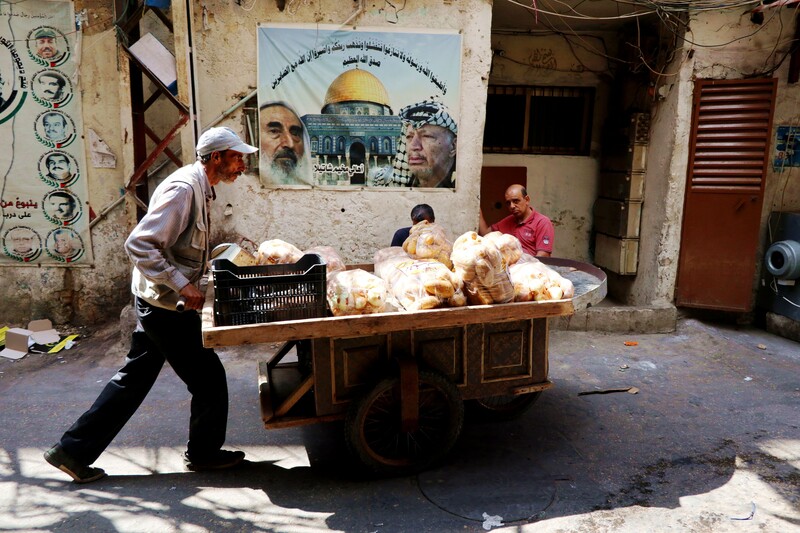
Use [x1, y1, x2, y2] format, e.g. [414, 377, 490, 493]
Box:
[212, 254, 327, 326]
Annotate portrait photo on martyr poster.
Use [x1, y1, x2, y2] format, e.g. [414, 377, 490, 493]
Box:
[1, 1, 92, 266]
[257, 25, 461, 190]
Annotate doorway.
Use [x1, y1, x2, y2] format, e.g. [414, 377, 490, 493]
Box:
[676, 78, 777, 311]
[480, 166, 527, 227]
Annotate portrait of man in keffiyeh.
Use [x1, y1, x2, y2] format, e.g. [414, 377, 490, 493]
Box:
[379, 99, 457, 188]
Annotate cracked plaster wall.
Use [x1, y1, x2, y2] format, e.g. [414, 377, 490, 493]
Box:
[614, 8, 800, 306]
[0, 0, 493, 326]
[0, 4, 135, 327]
[175, 0, 492, 264]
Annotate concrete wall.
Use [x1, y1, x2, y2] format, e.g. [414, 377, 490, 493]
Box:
[0, 0, 494, 326]
[482, 32, 614, 262]
[3, 2, 795, 327]
[177, 0, 493, 264]
[615, 8, 800, 306]
[0, 1, 135, 327]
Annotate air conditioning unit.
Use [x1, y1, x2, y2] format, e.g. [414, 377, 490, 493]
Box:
[757, 211, 800, 320]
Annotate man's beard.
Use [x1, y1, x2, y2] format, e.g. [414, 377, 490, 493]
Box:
[410, 166, 442, 188]
[264, 150, 309, 184]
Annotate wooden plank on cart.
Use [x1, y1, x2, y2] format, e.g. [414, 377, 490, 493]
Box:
[201, 257, 606, 349]
[203, 299, 574, 347]
[274, 374, 314, 417]
[258, 361, 274, 423]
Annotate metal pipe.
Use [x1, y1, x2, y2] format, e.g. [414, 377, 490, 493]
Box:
[203, 88, 258, 129]
[88, 189, 149, 230]
[89, 194, 127, 229]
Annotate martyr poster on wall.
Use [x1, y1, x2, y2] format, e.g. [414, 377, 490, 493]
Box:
[0, 0, 92, 265]
[257, 24, 461, 189]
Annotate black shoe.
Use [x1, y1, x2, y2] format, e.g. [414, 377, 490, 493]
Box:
[183, 450, 245, 471]
[44, 444, 107, 484]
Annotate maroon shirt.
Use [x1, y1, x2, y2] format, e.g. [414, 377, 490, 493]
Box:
[491, 209, 554, 255]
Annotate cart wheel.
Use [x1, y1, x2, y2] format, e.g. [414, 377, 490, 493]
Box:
[466, 392, 541, 422]
[345, 370, 464, 476]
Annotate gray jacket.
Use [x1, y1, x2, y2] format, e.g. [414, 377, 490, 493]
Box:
[127, 161, 211, 310]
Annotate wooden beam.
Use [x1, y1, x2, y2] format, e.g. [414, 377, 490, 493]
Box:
[126, 112, 189, 190]
[144, 124, 182, 167]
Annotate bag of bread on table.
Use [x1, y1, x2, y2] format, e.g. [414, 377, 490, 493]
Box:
[256, 239, 304, 265]
[508, 256, 575, 302]
[403, 221, 453, 269]
[451, 231, 514, 305]
[378, 258, 466, 311]
[327, 269, 389, 316]
[305, 245, 346, 277]
[373, 246, 411, 286]
[483, 231, 523, 266]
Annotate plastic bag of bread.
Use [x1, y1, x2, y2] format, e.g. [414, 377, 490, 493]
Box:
[403, 221, 453, 269]
[256, 239, 303, 265]
[381, 259, 466, 311]
[373, 246, 411, 286]
[515, 252, 540, 264]
[483, 231, 523, 266]
[327, 269, 389, 316]
[305, 245, 346, 276]
[451, 232, 514, 305]
[509, 260, 575, 302]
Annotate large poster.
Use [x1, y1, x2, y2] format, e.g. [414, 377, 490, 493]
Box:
[257, 24, 461, 189]
[0, 0, 92, 265]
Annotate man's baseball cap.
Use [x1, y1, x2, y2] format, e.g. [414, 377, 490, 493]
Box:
[196, 127, 258, 156]
[34, 28, 57, 40]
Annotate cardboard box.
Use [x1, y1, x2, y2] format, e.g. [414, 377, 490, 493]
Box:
[0, 328, 31, 360]
[602, 144, 648, 173]
[595, 233, 639, 275]
[593, 198, 642, 238]
[0, 319, 61, 360]
[599, 171, 645, 201]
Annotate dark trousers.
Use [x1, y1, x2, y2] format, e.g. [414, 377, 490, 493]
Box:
[60, 297, 229, 465]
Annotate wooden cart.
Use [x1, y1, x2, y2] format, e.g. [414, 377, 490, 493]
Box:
[202, 257, 606, 475]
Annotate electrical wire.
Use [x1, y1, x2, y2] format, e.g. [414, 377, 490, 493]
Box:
[503, 0, 657, 21]
[762, 8, 786, 68]
[236, 0, 259, 12]
[381, 0, 407, 24]
[414, 473, 570, 527]
[653, 1, 783, 48]
[494, 49, 609, 74]
[496, 1, 792, 111]
[515, 4, 627, 72]
[630, 0, 761, 11]
[539, 5, 622, 68]
[629, 15, 684, 78]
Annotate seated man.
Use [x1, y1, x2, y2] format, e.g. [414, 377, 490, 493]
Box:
[479, 184, 554, 257]
[391, 203, 435, 247]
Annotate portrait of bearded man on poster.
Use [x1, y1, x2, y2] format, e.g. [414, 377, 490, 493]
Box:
[258, 101, 312, 186]
[374, 99, 458, 189]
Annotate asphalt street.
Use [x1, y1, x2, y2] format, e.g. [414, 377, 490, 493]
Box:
[0, 316, 798, 532]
